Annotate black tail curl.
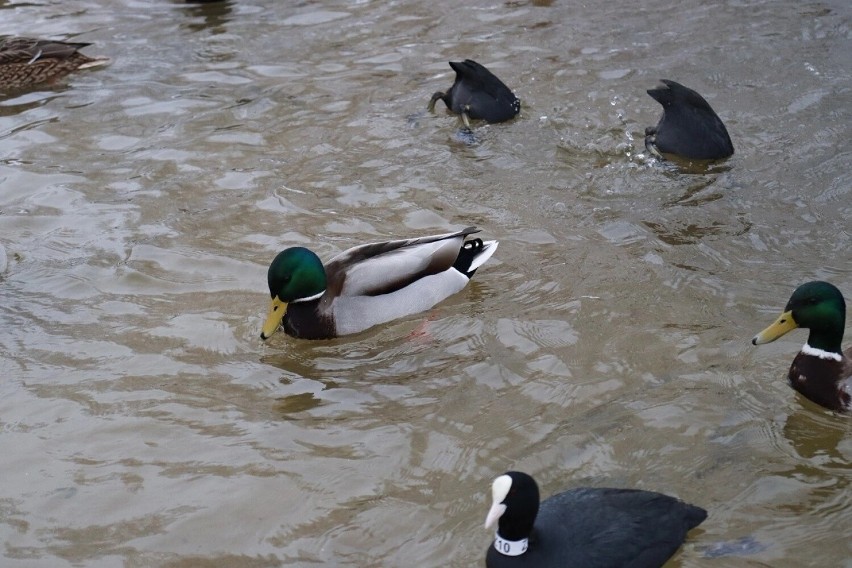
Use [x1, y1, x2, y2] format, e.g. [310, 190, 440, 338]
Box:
[453, 238, 485, 278]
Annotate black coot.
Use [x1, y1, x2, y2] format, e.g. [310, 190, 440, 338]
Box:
[428, 59, 520, 127]
[645, 79, 734, 160]
[485, 471, 707, 568]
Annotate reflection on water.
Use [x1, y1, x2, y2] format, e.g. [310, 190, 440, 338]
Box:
[0, 0, 850, 566]
[782, 407, 852, 465]
[180, 1, 235, 35]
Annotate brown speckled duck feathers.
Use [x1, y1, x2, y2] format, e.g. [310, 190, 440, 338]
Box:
[0, 36, 109, 91]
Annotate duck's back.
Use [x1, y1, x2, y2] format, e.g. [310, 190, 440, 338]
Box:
[486, 487, 706, 568]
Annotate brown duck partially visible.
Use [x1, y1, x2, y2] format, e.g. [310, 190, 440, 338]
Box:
[0, 37, 109, 91]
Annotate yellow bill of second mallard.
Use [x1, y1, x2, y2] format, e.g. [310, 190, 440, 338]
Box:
[752, 310, 798, 345]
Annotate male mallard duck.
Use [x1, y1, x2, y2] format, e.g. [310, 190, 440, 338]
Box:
[484, 471, 706, 568]
[752, 281, 851, 412]
[260, 227, 498, 340]
[428, 59, 520, 128]
[0, 36, 109, 91]
[644, 79, 734, 160]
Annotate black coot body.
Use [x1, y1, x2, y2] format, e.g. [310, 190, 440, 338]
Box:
[428, 59, 520, 124]
[485, 471, 707, 568]
[645, 79, 734, 160]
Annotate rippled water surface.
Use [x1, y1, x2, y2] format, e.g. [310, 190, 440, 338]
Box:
[1, 0, 851, 566]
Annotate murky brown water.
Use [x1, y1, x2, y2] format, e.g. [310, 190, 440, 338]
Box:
[1, 0, 850, 566]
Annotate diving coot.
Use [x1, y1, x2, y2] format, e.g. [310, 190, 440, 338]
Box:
[644, 79, 734, 160]
[428, 59, 520, 127]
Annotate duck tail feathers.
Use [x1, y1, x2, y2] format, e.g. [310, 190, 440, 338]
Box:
[453, 238, 498, 278]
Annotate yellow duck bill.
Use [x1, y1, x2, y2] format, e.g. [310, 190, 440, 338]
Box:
[752, 310, 798, 345]
[260, 297, 287, 340]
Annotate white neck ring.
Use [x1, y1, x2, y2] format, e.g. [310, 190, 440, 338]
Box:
[802, 343, 843, 362]
[292, 290, 325, 303]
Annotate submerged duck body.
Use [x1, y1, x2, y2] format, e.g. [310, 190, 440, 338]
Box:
[0, 37, 109, 91]
[644, 79, 733, 160]
[428, 59, 520, 127]
[484, 471, 706, 568]
[752, 281, 852, 412]
[261, 227, 498, 340]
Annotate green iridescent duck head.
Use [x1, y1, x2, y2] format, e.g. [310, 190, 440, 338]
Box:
[260, 247, 327, 340]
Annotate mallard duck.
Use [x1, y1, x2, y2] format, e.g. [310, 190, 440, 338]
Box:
[484, 471, 706, 568]
[752, 281, 851, 412]
[644, 79, 734, 160]
[260, 227, 498, 340]
[0, 36, 109, 91]
[428, 59, 520, 128]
